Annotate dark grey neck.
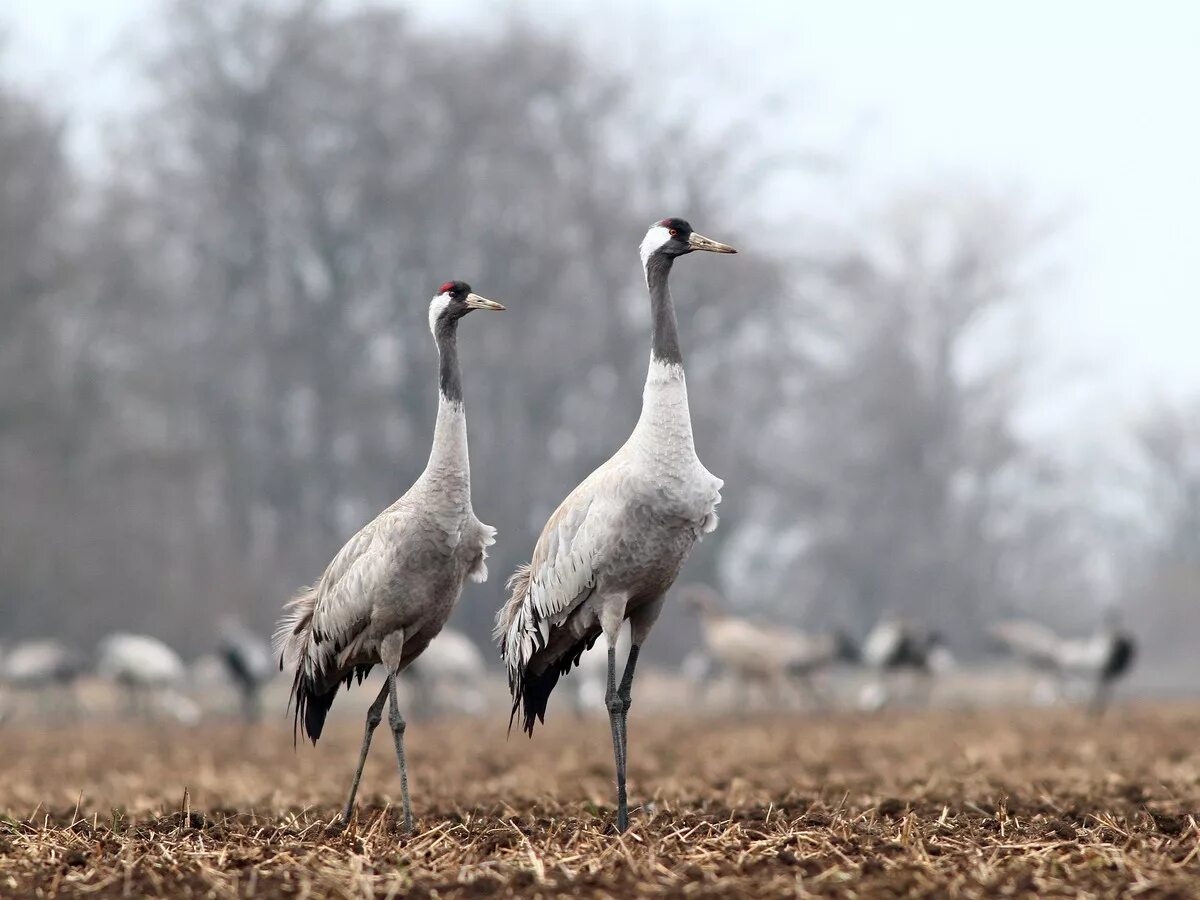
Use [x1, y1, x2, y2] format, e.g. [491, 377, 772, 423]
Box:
[435, 318, 462, 403]
[645, 253, 683, 366]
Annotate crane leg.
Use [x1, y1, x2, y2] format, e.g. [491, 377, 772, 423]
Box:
[386, 673, 414, 834]
[337, 680, 390, 827]
[604, 645, 628, 832]
[617, 644, 640, 764]
[604, 641, 642, 833]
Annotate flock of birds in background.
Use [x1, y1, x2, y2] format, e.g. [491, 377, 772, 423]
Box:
[0, 607, 1135, 727]
[3, 219, 1139, 835]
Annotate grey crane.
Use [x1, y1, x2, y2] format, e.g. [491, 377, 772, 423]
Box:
[218, 623, 274, 722]
[857, 617, 953, 711]
[2, 639, 83, 688]
[862, 619, 952, 674]
[681, 585, 856, 710]
[1, 639, 85, 718]
[96, 633, 199, 723]
[988, 617, 1135, 714]
[495, 218, 735, 831]
[274, 281, 503, 834]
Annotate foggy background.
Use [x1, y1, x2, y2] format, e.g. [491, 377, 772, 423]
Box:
[2, 0, 1198, 690]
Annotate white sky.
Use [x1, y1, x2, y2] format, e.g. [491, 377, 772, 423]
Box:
[8, 0, 1200, 449]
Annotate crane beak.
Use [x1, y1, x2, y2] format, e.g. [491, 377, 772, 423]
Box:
[687, 231, 737, 254]
[465, 293, 505, 311]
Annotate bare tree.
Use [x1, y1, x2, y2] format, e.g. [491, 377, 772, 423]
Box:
[732, 190, 1080, 644]
[0, 2, 1114, 670]
[1117, 399, 1200, 685]
[14, 0, 792, 653]
[0, 52, 85, 635]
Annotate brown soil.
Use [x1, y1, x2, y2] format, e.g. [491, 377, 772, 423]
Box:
[1, 704, 1198, 897]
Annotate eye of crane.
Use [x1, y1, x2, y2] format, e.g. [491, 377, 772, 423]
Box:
[668, 228, 678, 236]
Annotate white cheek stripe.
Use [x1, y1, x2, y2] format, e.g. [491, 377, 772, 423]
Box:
[428, 293, 452, 335]
[639, 225, 672, 269]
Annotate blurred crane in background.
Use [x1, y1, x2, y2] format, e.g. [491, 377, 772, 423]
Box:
[989, 617, 1136, 714]
[0, 638, 84, 718]
[218, 623, 275, 723]
[96, 633, 198, 724]
[681, 584, 855, 710]
[858, 618, 954, 711]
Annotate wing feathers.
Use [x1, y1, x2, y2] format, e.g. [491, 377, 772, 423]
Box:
[495, 477, 619, 733]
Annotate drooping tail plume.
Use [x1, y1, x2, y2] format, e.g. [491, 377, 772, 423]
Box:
[273, 585, 331, 744]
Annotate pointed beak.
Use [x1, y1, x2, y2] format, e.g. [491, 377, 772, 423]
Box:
[687, 231, 737, 254]
[465, 293, 505, 311]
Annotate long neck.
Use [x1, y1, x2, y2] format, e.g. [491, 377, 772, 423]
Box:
[634, 252, 696, 450]
[646, 253, 683, 366]
[425, 319, 470, 483]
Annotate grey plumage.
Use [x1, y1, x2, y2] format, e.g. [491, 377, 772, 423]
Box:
[685, 586, 854, 681]
[989, 617, 1135, 713]
[96, 633, 199, 723]
[0, 639, 85, 720]
[495, 218, 736, 831]
[857, 618, 952, 711]
[275, 282, 503, 832]
[860, 618, 951, 674]
[2, 639, 83, 688]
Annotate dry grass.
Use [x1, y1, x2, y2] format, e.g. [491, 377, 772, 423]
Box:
[1, 703, 1199, 897]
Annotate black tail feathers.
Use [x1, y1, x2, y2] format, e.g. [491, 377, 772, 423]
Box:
[290, 666, 335, 745]
[510, 632, 599, 737]
[514, 665, 563, 736]
[289, 662, 375, 746]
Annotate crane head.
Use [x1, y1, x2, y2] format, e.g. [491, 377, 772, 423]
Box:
[640, 218, 737, 267]
[428, 280, 505, 336]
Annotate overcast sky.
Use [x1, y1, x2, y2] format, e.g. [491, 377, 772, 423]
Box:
[9, 0, 1200, 448]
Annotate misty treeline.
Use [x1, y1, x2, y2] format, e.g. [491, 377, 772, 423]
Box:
[0, 1, 1195, 673]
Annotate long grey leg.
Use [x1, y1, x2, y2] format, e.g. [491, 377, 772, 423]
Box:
[617, 644, 640, 764]
[618, 643, 644, 831]
[386, 673, 414, 834]
[339, 680, 390, 825]
[604, 645, 629, 832]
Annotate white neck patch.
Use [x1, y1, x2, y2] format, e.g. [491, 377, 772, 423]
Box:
[639, 225, 672, 269]
[428, 293, 452, 337]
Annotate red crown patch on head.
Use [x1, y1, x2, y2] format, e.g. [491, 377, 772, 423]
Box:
[438, 282, 456, 295]
[657, 217, 689, 233]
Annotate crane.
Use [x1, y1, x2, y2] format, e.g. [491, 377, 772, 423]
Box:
[681, 585, 855, 709]
[96, 633, 198, 723]
[275, 282, 503, 834]
[218, 623, 275, 722]
[1, 639, 85, 718]
[857, 617, 953, 711]
[989, 617, 1135, 714]
[496, 219, 736, 831]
